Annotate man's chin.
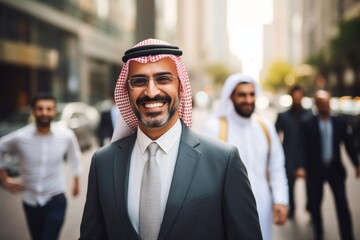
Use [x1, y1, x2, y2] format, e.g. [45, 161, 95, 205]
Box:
[236, 111, 253, 118]
[37, 122, 51, 128]
[140, 113, 170, 128]
[141, 118, 166, 128]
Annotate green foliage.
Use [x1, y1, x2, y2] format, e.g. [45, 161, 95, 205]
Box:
[306, 17, 360, 72]
[305, 47, 331, 73]
[261, 60, 293, 91]
[206, 63, 232, 86]
[330, 17, 360, 65]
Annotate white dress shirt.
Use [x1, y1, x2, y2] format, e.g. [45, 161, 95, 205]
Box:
[127, 119, 182, 233]
[0, 123, 83, 206]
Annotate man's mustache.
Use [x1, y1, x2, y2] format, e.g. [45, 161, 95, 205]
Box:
[136, 95, 171, 105]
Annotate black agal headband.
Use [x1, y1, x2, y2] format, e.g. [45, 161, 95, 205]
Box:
[122, 44, 183, 63]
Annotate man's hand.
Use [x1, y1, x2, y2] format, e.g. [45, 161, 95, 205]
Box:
[273, 204, 288, 225]
[3, 178, 24, 194]
[0, 170, 24, 194]
[295, 168, 306, 178]
[355, 166, 360, 178]
[72, 176, 80, 197]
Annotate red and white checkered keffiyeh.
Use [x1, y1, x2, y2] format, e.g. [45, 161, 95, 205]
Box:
[111, 39, 192, 141]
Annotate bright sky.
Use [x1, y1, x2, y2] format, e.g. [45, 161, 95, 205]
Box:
[227, 0, 273, 80]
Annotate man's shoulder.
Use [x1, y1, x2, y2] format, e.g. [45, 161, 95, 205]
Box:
[301, 115, 316, 128]
[253, 114, 275, 128]
[101, 109, 112, 117]
[96, 133, 135, 153]
[1, 124, 35, 140]
[195, 131, 236, 153]
[51, 123, 76, 137]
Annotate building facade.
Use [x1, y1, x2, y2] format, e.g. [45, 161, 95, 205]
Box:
[0, 0, 135, 119]
[263, 0, 360, 96]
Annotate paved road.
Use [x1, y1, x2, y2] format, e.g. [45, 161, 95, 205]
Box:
[0, 106, 359, 239]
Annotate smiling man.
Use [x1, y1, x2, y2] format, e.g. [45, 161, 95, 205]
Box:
[79, 39, 262, 240]
[0, 93, 82, 240]
[202, 73, 289, 240]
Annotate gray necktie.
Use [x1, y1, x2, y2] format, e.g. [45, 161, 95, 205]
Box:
[139, 142, 161, 240]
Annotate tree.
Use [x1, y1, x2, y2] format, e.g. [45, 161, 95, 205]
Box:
[206, 63, 232, 86]
[306, 17, 360, 96]
[261, 60, 292, 92]
[330, 17, 360, 95]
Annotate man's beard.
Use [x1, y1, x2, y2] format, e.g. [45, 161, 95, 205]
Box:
[133, 94, 179, 128]
[233, 103, 255, 118]
[36, 117, 53, 128]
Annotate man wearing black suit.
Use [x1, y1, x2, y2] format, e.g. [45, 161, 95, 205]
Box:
[97, 97, 118, 146]
[301, 90, 360, 240]
[79, 39, 262, 240]
[275, 85, 312, 219]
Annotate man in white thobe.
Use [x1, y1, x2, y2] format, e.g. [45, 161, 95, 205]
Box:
[202, 73, 289, 240]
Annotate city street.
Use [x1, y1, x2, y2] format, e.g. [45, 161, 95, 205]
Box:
[0, 106, 359, 240]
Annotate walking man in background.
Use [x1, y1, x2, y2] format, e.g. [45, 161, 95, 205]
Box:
[97, 94, 119, 147]
[80, 39, 262, 240]
[275, 85, 312, 219]
[202, 73, 288, 240]
[0, 93, 83, 240]
[301, 90, 360, 240]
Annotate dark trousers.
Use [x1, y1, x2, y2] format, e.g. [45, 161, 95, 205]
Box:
[23, 194, 67, 240]
[307, 174, 354, 240]
[286, 173, 295, 217]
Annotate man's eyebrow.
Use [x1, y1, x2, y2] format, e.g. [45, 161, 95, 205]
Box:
[128, 74, 147, 78]
[154, 71, 173, 76]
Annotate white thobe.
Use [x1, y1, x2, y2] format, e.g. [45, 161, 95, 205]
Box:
[202, 111, 288, 240]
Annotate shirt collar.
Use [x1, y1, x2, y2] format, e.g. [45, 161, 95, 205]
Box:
[30, 122, 56, 136]
[136, 119, 182, 155]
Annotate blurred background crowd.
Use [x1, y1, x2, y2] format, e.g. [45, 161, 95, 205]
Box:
[0, 0, 360, 239]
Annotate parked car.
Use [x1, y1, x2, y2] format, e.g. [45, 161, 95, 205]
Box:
[0, 102, 100, 176]
[56, 102, 100, 150]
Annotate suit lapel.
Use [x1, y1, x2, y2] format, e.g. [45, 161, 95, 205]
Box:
[158, 123, 201, 240]
[113, 134, 141, 239]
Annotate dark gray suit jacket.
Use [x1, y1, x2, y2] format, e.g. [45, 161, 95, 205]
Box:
[80, 122, 262, 240]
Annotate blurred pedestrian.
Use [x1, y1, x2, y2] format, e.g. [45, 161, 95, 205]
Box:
[97, 94, 119, 147]
[275, 85, 312, 219]
[301, 90, 360, 240]
[79, 39, 262, 240]
[202, 73, 289, 240]
[0, 92, 83, 240]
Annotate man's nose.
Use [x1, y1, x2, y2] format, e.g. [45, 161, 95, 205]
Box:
[144, 78, 161, 98]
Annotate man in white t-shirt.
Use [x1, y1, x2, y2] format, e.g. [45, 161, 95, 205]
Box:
[0, 93, 83, 240]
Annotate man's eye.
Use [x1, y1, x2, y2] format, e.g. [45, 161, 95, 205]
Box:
[155, 75, 173, 84]
[132, 77, 148, 86]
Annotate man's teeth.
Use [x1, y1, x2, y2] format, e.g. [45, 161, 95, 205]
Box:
[144, 102, 164, 108]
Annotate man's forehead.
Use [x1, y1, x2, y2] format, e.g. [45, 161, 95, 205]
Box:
[35, 100, 56, 107]
[128, 57, 177, 74]
[234, 82, 255, 91]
